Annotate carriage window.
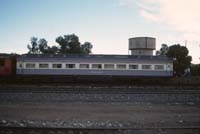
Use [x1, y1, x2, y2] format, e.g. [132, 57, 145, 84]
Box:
[39, 64, 49, 68]
[92, 64, 102, 69]
[19, 63, 23, 68]
[66, 64, 75, 69]
[129, 64, 138, 69]
[167, 64, 171, 70]
[52, 64, 62, 68]
[142, 65, 152, 70]
[154, 65, 164, 70]
[79, 64, 89, 69]
[26, 63, 36, 69]
[116, 64, 126, 69]
[104, 64, 114, 69]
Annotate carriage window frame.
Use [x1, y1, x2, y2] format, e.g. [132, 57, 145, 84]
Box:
[104, 64, 115, 69]
[116, 64, 126, 70]
[92, 64, 102, 69]
[129, 64, 138, 70]
[52, 63, 62, 69]
[142, 64, 152, 70]
[65, 64, 76, 69]
[154, 65, 164, 70]
[79, 64, 89, 69]
[25, 63, 36, 69]
[19, 63, 23, 68]
[39, 63, 49, 69]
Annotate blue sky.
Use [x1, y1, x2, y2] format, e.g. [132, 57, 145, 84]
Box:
[0, 0, 200, 63]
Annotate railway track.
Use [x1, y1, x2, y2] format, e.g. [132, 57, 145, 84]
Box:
[0, 126, 199, 134]
[0, 85, 200, 94]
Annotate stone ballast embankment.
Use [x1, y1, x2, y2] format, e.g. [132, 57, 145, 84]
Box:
[0, 85, 199, 131]
[0, 91, 199, 103]
[0, 85, 200, 103]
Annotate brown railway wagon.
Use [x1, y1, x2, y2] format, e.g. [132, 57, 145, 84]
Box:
[0, 57, 15, 76]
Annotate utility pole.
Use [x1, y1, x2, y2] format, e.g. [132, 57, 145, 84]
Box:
[199, 44, 200, 63]
[185, 40, 187, 47]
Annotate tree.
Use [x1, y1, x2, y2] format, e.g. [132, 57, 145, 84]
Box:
[81, 42, 93, 54]
[47, 46, 59, 54]
[191, 64, 200, 76]
[27, 37, 39, 54]
[156, 44, 169, 56]
[27, 34, 93, 55]
[166, 44, 192, 76]
[27, 37, 59, 55]
[55, 34, 92, 54]
[67, 34, 81, 53]
[38, 38, 48, 54]
[55, 36, 68, 54]
[56, 34, 81, 54]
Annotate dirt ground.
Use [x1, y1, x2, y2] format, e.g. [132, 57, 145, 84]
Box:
[0, 102, 199, 128]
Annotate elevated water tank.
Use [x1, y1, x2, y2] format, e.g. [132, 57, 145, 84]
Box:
[129, 37, 156, 56]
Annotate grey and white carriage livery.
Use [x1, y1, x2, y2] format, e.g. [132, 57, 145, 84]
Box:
[16, 54, 173, 77]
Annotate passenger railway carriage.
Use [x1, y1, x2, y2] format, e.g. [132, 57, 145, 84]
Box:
[1, 37, 174, 82]
[16, 54, 173, 77]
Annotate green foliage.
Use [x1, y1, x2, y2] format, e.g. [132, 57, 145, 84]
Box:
[156, 44, 169, 56]
[166, 44, 192, 75]
[27, 37, 59, 55]
[27, 37, 39, 54]
[27, 34, 93, 55]
[191, 64, 200, 76]
[55, 34, 92, 54]
[157, 44, 192, 76]
[38, 38, 48, 54]
[55, 34, 81, 54]
[47, 46, 59, 54]
[81, 42, 93, 54]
